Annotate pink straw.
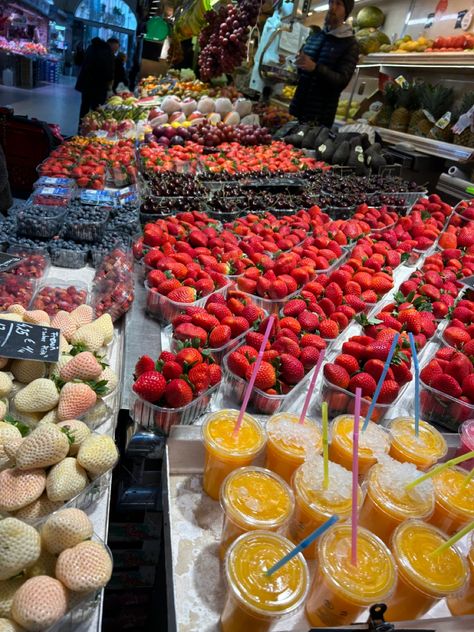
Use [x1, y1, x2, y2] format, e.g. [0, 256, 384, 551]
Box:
[299, 348, 326, 424]
[233, 316, 275, 436]
[351, 387, 361, 567]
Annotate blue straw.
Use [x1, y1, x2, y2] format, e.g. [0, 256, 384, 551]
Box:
[408, 332, 420, 438]
[265, 515, 339, 577]
[362, 333, 400, 431]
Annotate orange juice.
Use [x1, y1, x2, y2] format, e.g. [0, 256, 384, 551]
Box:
[385, 520, 468, 621]
[219, 467, 294, 559]
[448, 538, 474, 616]
[359, 458, 435, 545]
[221, 531, 309, 632]
[428, 465, 474, 535]
[265, 412, 322, 484]
[389, 417, 447, 470]
[202, 409, 266, 500]
[329, 415, 390, 480]
[288, 456, 362, 559]
[305, 523, 396, 627]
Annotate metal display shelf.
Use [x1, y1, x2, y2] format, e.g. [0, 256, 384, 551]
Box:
[359, 52, 474, 68]
[437, 172, 474, 200]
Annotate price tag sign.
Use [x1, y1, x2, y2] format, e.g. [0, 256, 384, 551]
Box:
[0, 252, 22, 273]
[461, 275, 474, 290]
[425, 12, 435, 28]
[455, 9, 468, 28]
[0, 319, 61, 362]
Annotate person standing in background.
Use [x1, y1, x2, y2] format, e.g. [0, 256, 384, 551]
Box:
[0, 144, 12, 216]
[290, 0, 358, 128]
[75, 37, 115, 127]
[113, 52, 128, 92]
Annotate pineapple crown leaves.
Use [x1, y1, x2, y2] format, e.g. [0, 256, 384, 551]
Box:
[3, 414, 30, 437]
[60, 426, 76, 446]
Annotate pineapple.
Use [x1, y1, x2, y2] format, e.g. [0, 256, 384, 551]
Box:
[410, 84, 453, 138]
[408, 83, 434, 136]
[373, 82, 399, 128]
[427, 85, 455, 142]
[389, 86, 418, 133]
[453, 92, 474, 148]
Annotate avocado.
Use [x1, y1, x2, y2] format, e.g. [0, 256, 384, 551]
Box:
[332, 140, 351, 165]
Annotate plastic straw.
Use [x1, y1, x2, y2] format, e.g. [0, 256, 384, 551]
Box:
[233, 316, 275, 436]
[405, 450, 474, 491]
[462, 466, 474, 489]
[362, 333, 400, 431]
[322, 401, 329, 490]
[430, 521, 474, 558]
[299, 348, 326, 425]
[408, 333, 420, 438]
[351, 387, 361, 567]
[266, 515, 339, 577]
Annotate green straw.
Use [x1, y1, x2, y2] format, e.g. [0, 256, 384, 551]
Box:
[405, 450, 474, 491]
[430, 521, 474, 558]
[461, 466, 474, 489]
[266, 515, 339, 577]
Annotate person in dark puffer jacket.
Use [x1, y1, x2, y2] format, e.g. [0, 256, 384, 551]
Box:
[290, 0, 359, 128]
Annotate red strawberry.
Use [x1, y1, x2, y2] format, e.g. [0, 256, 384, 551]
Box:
[378, 380, 400, 404]
[222, 316, 250, 337]
[195, 278, 215, 296]
[175, 347, 203, 367]
[283, 299, 307, 317]
[272, 336, 300, 358]
[209, 364, 222, 385]
[188, 363, 211, 393]
[279, 317, 302, 335]
[398, 309, 422, 335]
[300, 333, 326, 350]
[435, 347, 456, 362]
[341, 341, 366, 360]
[318, 319, 339, 339]
[227, 351, 249, 378]
[172, 314, 193, 327]
[209, 325, 232, 348]
[246, 331, 270, 351]
[164, 378, 194, 407]
[344, 295, 366, 312]
[364, 341, 392, 362]
[325, 282, 343, 306]
[168, 287, 197, 303]
[159, 351, 176, 363]
[300, 346, 320, 370]
[279, 354, 305, 385]
[241, 304, 262, 324]
[335, 354, 360, 375]
[206, 303, 233, 321]
[464, 339, 474, 356]
[157, 279, 182, 295]
[298, 310, 320, 332]
[444, 326, 471, 349]
[133, 371, 167, 403]
[205, 293, 226, 306]
[174, 323, 208, 347]
[377, 313, 402, 331]
[162, 361, 183, 381]
[191, 312, 220, 331]
[420, 360, 443, 385]
[277, 328, 299, 343]
[431, 373, 463, 399]
[364, 358, 393, 382]
[134, 355, 155, 378]
[238, 345, 259, 360]
[227, 297, 246, 316]
[264, 349, 279, 362]
[245, 361, 276, 390]
[348, 372, 377, 397]
[324, 363, 350, 389]
[462, 373, 474, 401]
[445, 353, 473, 384]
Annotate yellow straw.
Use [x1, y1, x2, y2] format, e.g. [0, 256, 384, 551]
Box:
[462, 466, 474, 489]
[430, 521, 474, 557]
[322, 402, 329, 490]
[405, 450, 474, 491]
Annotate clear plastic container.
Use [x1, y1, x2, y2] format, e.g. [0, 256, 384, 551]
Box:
[64, 210, 109, 243]
[33, 176, 76, 189]
[92, 275, 134, 322]
[31, 186, 72, 208]
[7, 245, 50, 279]
[419, 378, 474, 433]
[49, 242, 89, 269]
[129, 383, 220, 435]
[17, 204, 66, 239]
[0, 273, 35, 310]
[238, 286, 301, 317]
[145, 280, 231, 324]
[32, 277, 89, 316]
[220, 348, 320, 416]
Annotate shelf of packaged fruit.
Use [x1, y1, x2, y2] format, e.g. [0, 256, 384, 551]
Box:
[359, 52, 474, 69]
[371, 126, 474, 163]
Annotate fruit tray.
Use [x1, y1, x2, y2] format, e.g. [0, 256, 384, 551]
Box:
[92, 276, 134, 323]
[219, 346, 320, 416]
[33, 176, 76, 189]
[31, 186, 73, 208]
[144, 280, 232, 324]
[49, 240, 89, 269]
[16, 204, 67, 240]
[163, 324, 250, 366]
[323, 205, 357, 221]
[129, 383, 220, 435]
[31, 277, 90, 315]
[238, 286, 301, 316]
[7, 245, 51, 279]
[0, 273, 36, 310]
[64, 209, 110, 243]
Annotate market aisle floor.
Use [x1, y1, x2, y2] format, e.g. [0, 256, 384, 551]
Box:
[0, 76, 80, 137]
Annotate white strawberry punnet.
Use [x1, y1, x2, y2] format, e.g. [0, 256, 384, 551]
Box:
[14, 379, 59, 414]
[42, 508, 93, 555]
[0, 518, 41, 580]
[0, 468, 46, 512]
[16, 425, 70, 471]
[46, 457, 88, 502]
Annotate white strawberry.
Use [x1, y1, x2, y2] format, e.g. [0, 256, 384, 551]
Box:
[56, 540, 112, 592]
[2, 437, 22, 465]
[0, 618, 24, 632]
[10, 360, 46, 384]
[25, 549, 57, 579]
[42, 508, 93, 554]
[14, 494, 63, 523]
[0, 422, 22, 470]
[0, 518, 41, 580]
[0, 373, 12, 398]
[99, 366, 118, 395]
[50, 311, 76, 341]
[0, 399, 7, 420]
[23, 310, 50, 326]
[16, 424, 70, 471]
[49, 354, 72, 379]
[0, 468, 46, 512]
[38, 409, 59, 425]
[14, 379, 59, 413]
[59, 334, 72, 354]
[92, 313, 114, 344]
[77, 435, 118, 477]
[70, 304, 93, 328]
[57, 382, 98, 421]
[7, 304, 26, 316]
[56, 420, 90, 455]
[0, 314, 22, 322]
[11, 576, 68, 631]
[59, 352, 102, 382]
[0, 576, 25, 618]
[71, 324, 105, 353]
[46, 457, 88, 502]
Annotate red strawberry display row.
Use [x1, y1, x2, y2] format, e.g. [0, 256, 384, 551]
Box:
[352, 205, 398, 231]
[323, 332, 412, 422]
[224, 315, 326, 414]
[170, 290, 265, 361]
[442, 298, 474, 351]
[420, 346, 474, 430]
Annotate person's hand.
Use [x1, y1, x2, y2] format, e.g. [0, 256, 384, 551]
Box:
[296, 53, 316, 72]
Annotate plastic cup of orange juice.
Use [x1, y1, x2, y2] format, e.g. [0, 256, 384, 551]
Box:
[448, 534, 474, 616]
[305, 523, 397, 627]
[385, 519, 469, 621]
[388, 417, 447, 470]
[329, 414, 390, 481]
[265, 412, 322, 484]
[288, 455, 362, 559]
[428, 465, 474, 535]
[221, 530, 309, 632]
[219, 466, 294, 560]
[358, 457, 435, 545]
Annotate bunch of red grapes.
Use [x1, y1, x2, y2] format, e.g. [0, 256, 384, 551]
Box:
[198, 0, 262, 80]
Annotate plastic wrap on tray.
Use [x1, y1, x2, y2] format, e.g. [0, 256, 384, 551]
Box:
[0, 273, 35, 310]
[7, 245, 50, 279]
[32, 278, 89, 316]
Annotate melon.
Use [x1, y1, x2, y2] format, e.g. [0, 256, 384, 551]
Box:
[356, 6, 385, 29]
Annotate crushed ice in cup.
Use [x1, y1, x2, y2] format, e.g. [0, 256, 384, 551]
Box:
[268, 414, 320, 456]
[377, 454, 433, 500]
[301, 455, 352, 502]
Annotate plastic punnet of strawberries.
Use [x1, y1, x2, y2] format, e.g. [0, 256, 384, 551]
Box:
[224, 315, 326, 415]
